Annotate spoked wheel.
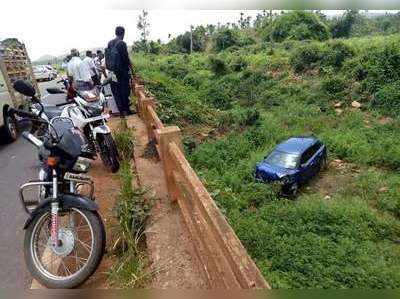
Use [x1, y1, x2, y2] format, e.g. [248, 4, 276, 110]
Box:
[24, 208, 105, 289]
[97, 133, 120, 173]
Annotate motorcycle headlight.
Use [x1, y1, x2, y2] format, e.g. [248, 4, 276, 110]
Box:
[73, 158, 91, 173]
[81, 91, 98, 102]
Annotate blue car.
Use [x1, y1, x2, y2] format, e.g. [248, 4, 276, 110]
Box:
[255, 136, 327, 197]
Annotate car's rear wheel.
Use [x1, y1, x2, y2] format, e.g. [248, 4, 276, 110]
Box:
[321, 154, 328, 171]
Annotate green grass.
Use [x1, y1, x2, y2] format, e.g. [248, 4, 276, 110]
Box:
[108, 123, 153, 288]
[132, 33, 400, 288]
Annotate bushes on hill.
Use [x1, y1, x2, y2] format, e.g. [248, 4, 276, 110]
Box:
[290, 40, 354, 73]
[371, 81, 400, 117]
[213, 28, 240, 51]
[267, 11, 330, 42]
[347, 39, 400, 93]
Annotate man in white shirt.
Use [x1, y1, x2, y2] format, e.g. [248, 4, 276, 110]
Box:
[83, 50, 100, 86]
[67, 49, 93, 91]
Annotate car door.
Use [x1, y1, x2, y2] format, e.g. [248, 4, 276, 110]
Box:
[299, 148, 314, 183]
[307, 143, 323, 178]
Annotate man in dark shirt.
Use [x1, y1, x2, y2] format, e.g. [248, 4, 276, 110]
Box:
[107, 26, 133, 116]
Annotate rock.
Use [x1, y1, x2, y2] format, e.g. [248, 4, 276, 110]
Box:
[351, 101, 362, 108]
[335, 108, 343, 115]
[379, 187, 388, 193]
[333, 159, 343, 164]
[334, 102, 342, 108]
[379, 117, 393, 125]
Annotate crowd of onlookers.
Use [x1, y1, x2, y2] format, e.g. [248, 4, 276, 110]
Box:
[61, 26, 134, 117]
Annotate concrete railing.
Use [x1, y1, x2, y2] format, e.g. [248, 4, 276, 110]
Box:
[134, 83, 270, 289]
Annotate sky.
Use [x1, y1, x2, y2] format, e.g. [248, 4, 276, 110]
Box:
[0, 0, 397, 60]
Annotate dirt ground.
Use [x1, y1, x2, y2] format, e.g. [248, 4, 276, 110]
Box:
[306, 159, 359, 198]
[127, 115, 207, 289]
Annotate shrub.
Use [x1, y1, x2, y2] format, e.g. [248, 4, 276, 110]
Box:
[324, 40, 355, 68]
[290, 43, 325, 72]
[208, 55, 228, 76]
[290, 40, 355, 73]
[206, 77, 235, 109]
[230, 55, 248, 72]
[321, 75, 347, 95]
[268, 11, 330, 42]
[371, 81, 400, 116]
[347, 39, 400, 92]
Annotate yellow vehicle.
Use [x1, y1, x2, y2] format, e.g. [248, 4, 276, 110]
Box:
[0, 39, 39, 142]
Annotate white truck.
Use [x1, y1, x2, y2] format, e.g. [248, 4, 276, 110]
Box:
[0, 39, 40, 142]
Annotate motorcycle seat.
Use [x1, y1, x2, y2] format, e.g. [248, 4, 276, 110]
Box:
[43, 106, 64, 119]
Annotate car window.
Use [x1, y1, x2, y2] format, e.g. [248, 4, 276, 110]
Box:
[0, 70, 7, 92]
[266, 150, 300, 169]
[301, 142, 322, 164]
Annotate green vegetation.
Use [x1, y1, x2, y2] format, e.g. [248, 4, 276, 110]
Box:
[132, 10, 400, 288]
[108, 122, 153, 288]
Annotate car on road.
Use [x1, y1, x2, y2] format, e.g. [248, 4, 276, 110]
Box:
[33, 65, 54, 81]
[0, 69, 24, 142]
[45, 65, 58, 79]
[1, 40, 37, 142]
[255, 136, 327, 197]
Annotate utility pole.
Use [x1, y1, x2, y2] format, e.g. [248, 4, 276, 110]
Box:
[190, 25, 193, 54]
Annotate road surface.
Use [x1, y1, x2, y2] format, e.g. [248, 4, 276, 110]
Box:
[0, 79, 64, 288]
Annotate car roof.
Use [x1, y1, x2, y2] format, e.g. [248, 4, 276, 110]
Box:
[275, 136, 319, 155]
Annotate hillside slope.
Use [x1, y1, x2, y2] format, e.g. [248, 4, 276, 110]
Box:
[132, 32, 400, 288]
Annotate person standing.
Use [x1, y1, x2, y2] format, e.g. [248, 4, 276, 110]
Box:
[94, 50, 107, 80]
[67, 49, 93, 91]
[106, 26, 133, 116]
[83, 50, 100, 86]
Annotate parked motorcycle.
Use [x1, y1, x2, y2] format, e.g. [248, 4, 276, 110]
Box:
[33, 78, 120, 173]
[9, 80, 106, 289]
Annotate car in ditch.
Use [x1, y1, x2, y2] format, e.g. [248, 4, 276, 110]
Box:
[255, 136, 327, 197]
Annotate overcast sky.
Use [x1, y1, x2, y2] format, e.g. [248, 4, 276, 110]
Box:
[0, 0, 397, 60]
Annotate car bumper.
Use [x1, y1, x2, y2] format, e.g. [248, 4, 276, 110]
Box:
[34, 74, 49, 80]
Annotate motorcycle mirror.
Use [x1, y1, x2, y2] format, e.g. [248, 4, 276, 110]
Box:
[13, 80, 36, 97]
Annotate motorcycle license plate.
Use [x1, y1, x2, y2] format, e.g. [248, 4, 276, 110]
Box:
[64, 172, 91, 182]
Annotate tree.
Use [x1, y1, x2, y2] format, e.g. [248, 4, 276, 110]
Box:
[136, 10, 150, 52]
[213, 28, 239, 51]
[330, 10, 359, 38]
[167, 25, 208, 54]
[267, 11, 330, 42]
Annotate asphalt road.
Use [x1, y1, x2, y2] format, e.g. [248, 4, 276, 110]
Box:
[0, 79, 65, 288]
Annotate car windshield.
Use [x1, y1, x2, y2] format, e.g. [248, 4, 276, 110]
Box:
[265, 150, 300, 169]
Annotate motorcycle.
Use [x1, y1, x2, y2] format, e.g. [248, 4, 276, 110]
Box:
[35, 78, 120, 173]
[9, 80, 106, 289]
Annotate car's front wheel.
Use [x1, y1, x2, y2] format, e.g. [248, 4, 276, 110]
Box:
[282, 182, 299, 199]
[2, 111, 18, 143]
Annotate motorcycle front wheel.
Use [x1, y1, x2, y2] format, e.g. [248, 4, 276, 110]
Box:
[97, 133, 120, 173]
[24, 208, 105, 289]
